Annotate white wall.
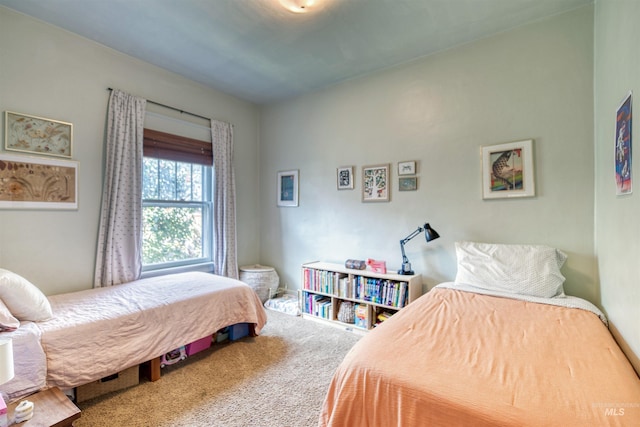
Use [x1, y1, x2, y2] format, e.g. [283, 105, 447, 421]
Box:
[0, 7, 261, 295]
[594, 0, 640, 373]
[260, 7, 596, 302]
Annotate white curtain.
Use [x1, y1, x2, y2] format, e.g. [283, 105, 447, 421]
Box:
[94, 89, 147, 287]
[211, 119, 238, 279]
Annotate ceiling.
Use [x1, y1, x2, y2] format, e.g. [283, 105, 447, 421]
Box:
[0, 0, 592, 105]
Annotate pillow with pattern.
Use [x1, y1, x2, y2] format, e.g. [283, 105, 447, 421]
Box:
[454, 241, 567, 298]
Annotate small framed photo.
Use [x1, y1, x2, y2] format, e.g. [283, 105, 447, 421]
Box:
[337, 166, 354, 190]
[0, 153, 78, 209]
[277, 170, 299, 207]
[362, 164, 390, 202]
[481, 139, 535, 199]
[399, 177, 417, 191]
[397, 160, 416, 176]
[5, 111, 73, 158]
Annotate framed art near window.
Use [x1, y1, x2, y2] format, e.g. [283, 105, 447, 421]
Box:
[5, 111, 73, 158]
[481, 139, 535, 199]
[277, 170, 299, 207]
[337, 166, 354, 190]
[0, 153, 78, 209]
[362, 164, 390, 202]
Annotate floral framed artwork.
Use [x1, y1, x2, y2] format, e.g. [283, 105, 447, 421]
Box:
[277, 169, 299, 207]
[615, 91, 632, 195]
[0, 153, 78, 209]
[481, 139, 535, 199]
[398, 160, 416, 176]
[362, 164, 390, 202]
[337, 166, 354, 190]
[5, 111, 73, 158]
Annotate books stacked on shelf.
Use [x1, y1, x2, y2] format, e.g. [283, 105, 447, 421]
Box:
[335, 276, 352, 299]
[373, 310, 394, 327]
[302, 292, 332, 320]
[303, 268, 347, 295]
[354, 304, 367, 328]
[353, 276, 409, 308]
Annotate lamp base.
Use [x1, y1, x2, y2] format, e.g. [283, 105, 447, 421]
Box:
[398, 262, 414, 275]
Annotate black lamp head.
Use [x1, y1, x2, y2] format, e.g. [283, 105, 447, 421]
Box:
[424, 223, 440, 242]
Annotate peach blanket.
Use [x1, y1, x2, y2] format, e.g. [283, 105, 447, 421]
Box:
[320, 288, 640, 426]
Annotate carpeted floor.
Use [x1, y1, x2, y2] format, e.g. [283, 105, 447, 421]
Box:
[74, 310, 361, 427]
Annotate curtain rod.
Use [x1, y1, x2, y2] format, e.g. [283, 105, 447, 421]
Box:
[107, 87, 211, 122]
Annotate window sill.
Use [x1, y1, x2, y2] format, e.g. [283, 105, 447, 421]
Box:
[140, 262, 215, 279]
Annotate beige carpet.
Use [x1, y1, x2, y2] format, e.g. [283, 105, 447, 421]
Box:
[74, 310, 361, 427]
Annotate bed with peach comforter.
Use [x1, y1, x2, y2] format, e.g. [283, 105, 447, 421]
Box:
[319, 287, 640, 426]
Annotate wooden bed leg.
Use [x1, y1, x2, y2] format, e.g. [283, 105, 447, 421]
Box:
[148, 357, 161, 382]
[250, 323, 257, 337]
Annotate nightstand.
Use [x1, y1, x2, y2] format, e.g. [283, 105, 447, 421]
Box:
[8, 387, 80, 427]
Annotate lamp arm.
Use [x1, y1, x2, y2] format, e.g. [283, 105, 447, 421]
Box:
[399, 226, 425, 273]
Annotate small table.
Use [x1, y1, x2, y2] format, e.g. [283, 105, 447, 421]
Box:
[8, 387, 80, 427]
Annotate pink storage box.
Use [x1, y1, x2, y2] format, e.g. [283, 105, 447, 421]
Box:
[185, 335, 212, 356]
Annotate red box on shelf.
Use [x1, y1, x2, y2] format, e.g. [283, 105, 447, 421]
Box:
[185, 335, 212, 356]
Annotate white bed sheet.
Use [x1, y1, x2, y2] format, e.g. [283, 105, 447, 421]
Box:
[38, 272, 267, 389]
[0, 321, 46, 402]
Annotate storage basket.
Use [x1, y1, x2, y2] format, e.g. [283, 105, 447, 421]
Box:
[337, 301, 355, 324]
[76, 365, 139, 402]
[239, 264, 279, 303]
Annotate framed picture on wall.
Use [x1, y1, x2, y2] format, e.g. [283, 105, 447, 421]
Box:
[5, 111, 73, 158]
[0, 153, 78, 209]
[277, 169, 299, 207]
[399, 176, 417, 191]
[398, 160, 416, 176]
[337, 166, 354, 190]
[615, 91, 632, 195]
[481, 139, 535, 199]
[362, 164, 390, 202]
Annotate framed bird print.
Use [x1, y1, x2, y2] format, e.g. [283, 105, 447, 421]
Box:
[481, 139, 535, 199]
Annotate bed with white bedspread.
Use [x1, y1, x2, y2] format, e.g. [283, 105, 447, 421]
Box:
[0, 271, 267, 400]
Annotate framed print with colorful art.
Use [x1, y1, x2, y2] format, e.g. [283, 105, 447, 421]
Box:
[277, 169, 299, 207]
[615, 91, 632, 195]
[362, 164, 390, 202]
[337, 166, 354, 190]
[481, 139, 535, 199]
[0, 153, 78, 209]
[5, 111, 73, 158]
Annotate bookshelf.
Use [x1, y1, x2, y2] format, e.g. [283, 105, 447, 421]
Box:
[300, 261, 422, 332]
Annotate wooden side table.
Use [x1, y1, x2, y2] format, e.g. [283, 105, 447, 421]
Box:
[7, 387, 80, 427]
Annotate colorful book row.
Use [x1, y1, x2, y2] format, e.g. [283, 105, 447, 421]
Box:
[353, 277, 409, 308]
[301, 293, 332, 320]
[303, 268, 409, 308]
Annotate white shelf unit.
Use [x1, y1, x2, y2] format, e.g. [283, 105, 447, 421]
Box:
[299, 261, 422, 332]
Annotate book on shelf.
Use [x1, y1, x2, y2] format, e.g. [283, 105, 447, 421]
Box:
[302, 291, 332, 320]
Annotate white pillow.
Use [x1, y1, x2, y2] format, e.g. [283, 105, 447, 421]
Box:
[454, 241, 567, 298]
[0, 269, 53, 322]
[0, 299, 19, 331]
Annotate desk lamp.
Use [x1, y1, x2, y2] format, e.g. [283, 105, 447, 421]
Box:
[398, 223, 440, 275]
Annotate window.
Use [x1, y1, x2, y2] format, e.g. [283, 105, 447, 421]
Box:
[142, 129, 213, 271]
